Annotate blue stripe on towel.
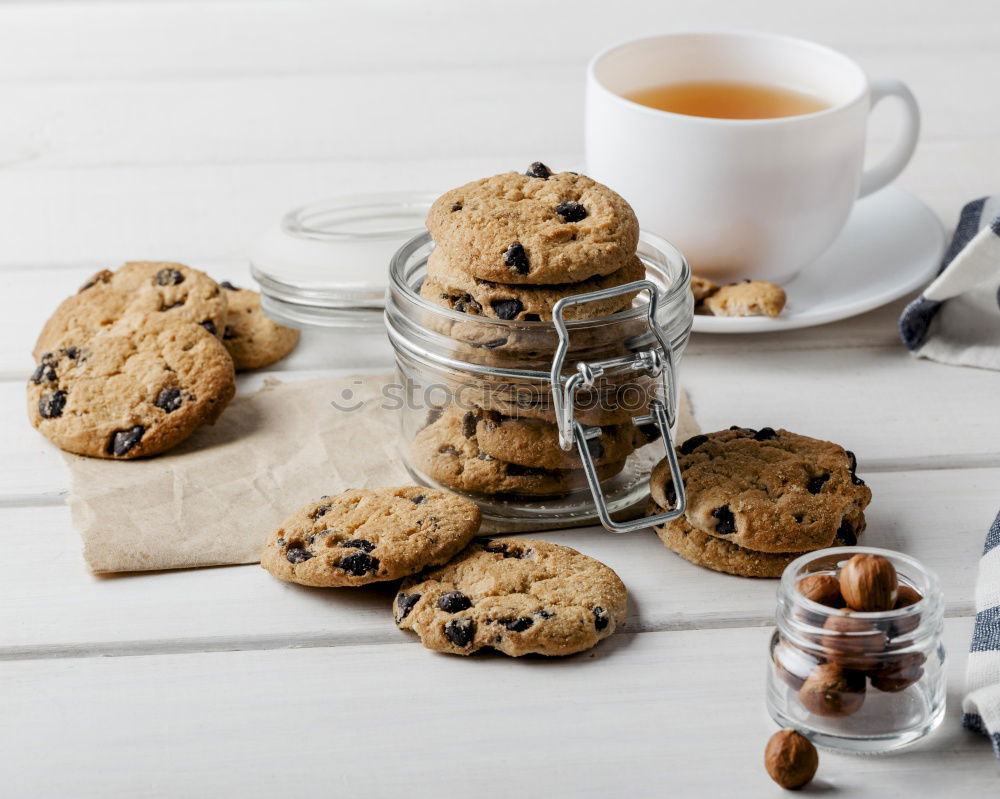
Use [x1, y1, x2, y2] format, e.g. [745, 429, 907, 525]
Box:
[900, 197, 989, 350]
[971, 606, 1000, 652]
[986, 510, 1000, 555]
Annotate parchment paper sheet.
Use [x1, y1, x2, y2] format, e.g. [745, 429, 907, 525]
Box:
[67, 375, 697, 573]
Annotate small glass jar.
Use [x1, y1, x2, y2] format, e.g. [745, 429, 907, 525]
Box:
[384, 230, 693, 530]
[767, 547, 946, 754]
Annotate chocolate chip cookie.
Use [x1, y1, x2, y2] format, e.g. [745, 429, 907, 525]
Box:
[462, 380, 656, 428]
[412, 405, 625, 497]
[702, 280, 786, 318]
[27, 313, 236, 458]
[421, 247, 645, 321]
[650, 427, 871, 553]
[474, 409, 643, 470]
[218, 282, 300, 370]
[648, 500, 862, 578]
[34, 262, 229, 358]
[260, 486, 481, 587]
[426, 166, 640, 284]
[393, 537, 627, 656]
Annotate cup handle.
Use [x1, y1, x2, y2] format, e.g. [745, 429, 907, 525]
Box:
[858, 78, 921, 198]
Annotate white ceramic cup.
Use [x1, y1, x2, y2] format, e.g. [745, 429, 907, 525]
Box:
[585, 30, 920, 284]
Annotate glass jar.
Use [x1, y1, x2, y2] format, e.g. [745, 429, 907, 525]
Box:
[767, 547, 946, 753]
[384, 230, 693, 530]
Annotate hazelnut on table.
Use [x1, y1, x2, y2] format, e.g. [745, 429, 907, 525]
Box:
[764, 729, 818, 790]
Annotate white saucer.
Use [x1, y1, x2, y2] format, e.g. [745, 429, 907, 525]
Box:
[691, 186, 946, 333]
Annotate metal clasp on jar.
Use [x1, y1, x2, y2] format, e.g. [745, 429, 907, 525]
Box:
[549, 280, 686, 533]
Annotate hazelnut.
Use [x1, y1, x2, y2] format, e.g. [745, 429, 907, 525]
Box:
[820, 613, 886, 669]
[798, 662, 866, 717]
[764, 729, 818, 790]
[895, 584, 923, 608]
[796, 574, 845, 608]
[869, 651, 926, 692]
[839, 554, 898, 611]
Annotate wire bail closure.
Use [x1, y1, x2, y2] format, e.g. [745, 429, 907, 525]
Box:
[549, 280, 687, 533]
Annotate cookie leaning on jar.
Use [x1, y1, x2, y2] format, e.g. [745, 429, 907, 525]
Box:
[648, 426, 872, 577]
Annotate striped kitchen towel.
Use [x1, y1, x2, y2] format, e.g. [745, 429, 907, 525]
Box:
[963, 510, 1000, 757]
[899, 196, 1000, 369]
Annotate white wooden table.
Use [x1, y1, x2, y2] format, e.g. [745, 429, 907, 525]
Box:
[2, 2, 999, 796]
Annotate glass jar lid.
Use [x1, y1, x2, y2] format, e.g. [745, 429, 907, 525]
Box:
[250, 191, 437, 329]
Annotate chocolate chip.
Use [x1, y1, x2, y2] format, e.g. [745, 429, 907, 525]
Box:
[155, 268, 184, 286]
[498, 617, 534, 632]
[31, 363, 57, 384]
[425, 407, 444, 428]
[219, 281, 239, 291]
[285, 546, 313, 564]
[451, 203, 463, 212]
[491, 298, 524, 320]
[200, 320, 217, 336]
[337, 551, 379, 576]
[437, 591, 473, 613]
[535, 609, 555, 620]
[461, 411, 478, 439]
[661, 481, 677, 508]
[679, 434, 708, 455]
[593, 606, 610, 631]
[525, 161, 552, 179]
[477, 337, 508, 349]
[310, 504, 331, 519]
[754, 427, 778, 441]
[395, 592, 421, 620]
[63, 346, 81, 360]
[806, 474, 830, 494]
[711, 505, 736, 535]
[586, 437, 605, 460]
[108, 425, 145, 456]
[523, 313, 541, 322]
[410, 495, 426, 505]
[845, 450, 865, 486]
[556, 201, 588, 223]
[223, 326, 236, 340]
[638, 422, 662, 444]
[161, 300, 185, 311]
[476, 451, 495, 461]
[38, 390, 67, 419]
[483, 541, 526, 559]
[154, 387, 183, 413]
[794, 514, 805, 524]
[836, 518, 857, 546]
[503, 242, 530, 275]
[444, 618, 476, 647]
[341, 539, 375, 553]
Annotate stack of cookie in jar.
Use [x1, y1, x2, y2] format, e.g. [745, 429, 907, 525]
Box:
[413, 163, 661, 500]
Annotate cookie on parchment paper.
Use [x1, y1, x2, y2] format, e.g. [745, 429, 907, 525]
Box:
[28, 313, 236, 459]
[260, 486, 482, 587]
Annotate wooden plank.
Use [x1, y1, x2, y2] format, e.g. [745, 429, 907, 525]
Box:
[0, 618, 988, 798]
[0, 467, 992, 656]
[682, 344, 1000, 467]
[0, 52, 994, 171]
[0, 0, 997, 82]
